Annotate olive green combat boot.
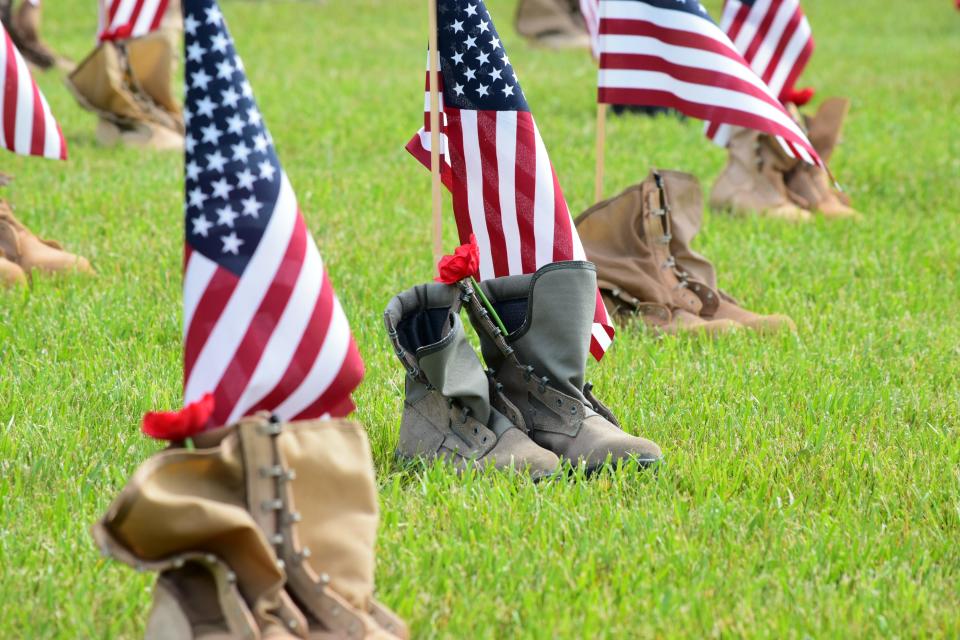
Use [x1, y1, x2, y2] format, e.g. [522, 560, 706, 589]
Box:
[467, 261, 663, 471]
[384, 282, 560, 479]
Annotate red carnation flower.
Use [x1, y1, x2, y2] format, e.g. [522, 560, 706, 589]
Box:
[142, 393, 216, 441]
[783, 86, 815, 107]
[435, 234, 480, 284]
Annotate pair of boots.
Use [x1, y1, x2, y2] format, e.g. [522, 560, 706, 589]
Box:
[384, 262, 662, 477]
[0, 199, 93, 286]
[710, 98, 859, 221]
[576, 170, 795, 335]
[65, 26, 184, 150]
[0, 0, 71, 71]
[95, 413, 408, 640]
[515, 0, 591, 49]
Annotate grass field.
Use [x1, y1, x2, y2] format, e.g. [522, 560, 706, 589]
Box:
[2, 0, 959, 636]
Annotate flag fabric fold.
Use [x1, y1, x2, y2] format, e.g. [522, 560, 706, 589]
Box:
[596, 0, 821, 166]
[407, 0, 615, 361]
[0, 23, 66, 160]
[183, 0, 363, 425]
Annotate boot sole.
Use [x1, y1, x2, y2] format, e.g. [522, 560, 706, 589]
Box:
[393, 449, 562, 483]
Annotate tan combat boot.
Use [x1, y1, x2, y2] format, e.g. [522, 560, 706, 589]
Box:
[663, 170, 796, 333]
[65, 40, 184, 151]
[0, 201, 93, 275]
[786, 98, 860, 220]
[576, 173, 740, 335]
[467, 261, 663, 472]
[384, 282, 561, 479]
[515, 0, 591, 49]
[5, 0, 69, 71]
[93, 414, 407, 639]
[710, 127, 812, 221]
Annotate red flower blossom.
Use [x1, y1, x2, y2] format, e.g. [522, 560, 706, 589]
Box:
[142, 393, 216, 441]
[783, 86, 815, 107]
[435, 234, 480, 284]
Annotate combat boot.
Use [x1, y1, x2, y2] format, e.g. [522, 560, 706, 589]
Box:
[515, 0, 591, 49]
[710, 126, 812, 221]
[663, 171, 796, 333]
[467, 261, 663, 471]
[65, 41, 184, 151]
[576, 173, 740, 335]
[786, 98, 860, 219]
[94, 414, 407, 639]
[384, 282, 560, 479]
[5, 0, 66, 70]
[0, 201, 93, 275]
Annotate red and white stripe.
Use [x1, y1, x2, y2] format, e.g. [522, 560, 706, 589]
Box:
[0, 25, 66, 160]
[598, 0, 821, 166]
[183, 174, 364, 425]
[410, 101, 614, 360]
[97, 0, 170, 42]
[707, 0, 814, 146]
[406, 55, 453, 190]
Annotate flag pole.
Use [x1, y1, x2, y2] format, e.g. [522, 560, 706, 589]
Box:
[428, 0, 443, 274]
[594, 102, 607, 202]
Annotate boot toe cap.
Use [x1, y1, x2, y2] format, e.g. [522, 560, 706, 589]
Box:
[486, 428, 561, 479]
[570, 416, 663, 470]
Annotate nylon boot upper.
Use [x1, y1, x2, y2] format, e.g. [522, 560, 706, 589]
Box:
[515, 0, 590, 49]
[468, 261, 663, 471]
[0, 201, 93, 275]
[384, 282, 560, 479]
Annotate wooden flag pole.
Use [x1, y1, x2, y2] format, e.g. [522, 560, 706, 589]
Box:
[594, 102, 607, 203]
[427, 0, 443, 274]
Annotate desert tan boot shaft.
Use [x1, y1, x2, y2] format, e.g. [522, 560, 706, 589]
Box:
[0, 201, 93, 275]
[515, 0, 591, 49]
[710, 126, 812, 221]
[467, 261, 663, 471]
[94, 414, 407, 640]
[575, 172, 740, 335]
[786, 97, 860, 219]
[384, 282, 560, 479]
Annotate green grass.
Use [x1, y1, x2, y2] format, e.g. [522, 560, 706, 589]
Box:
[2, 0, 959, 636]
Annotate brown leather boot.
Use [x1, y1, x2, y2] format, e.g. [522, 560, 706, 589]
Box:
[575, 173, 741, 335]
[663, 171, 796, 333]
[710, 127, 813, 221]
[65, 41, 184, 151]
[384, 282, 561, 480]
[0, 201, 93, 275]
[786, 98, 860, 220]
[5, 1, 61, 70]
[93, 414, 407, 640]
[515, 0, 591, 49]
[468, 262, 663, 472]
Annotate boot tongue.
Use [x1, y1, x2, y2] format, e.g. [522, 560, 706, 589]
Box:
[483, 262, 595, 402]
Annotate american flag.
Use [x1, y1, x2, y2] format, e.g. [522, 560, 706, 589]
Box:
[182, 0, 363, 425]
[596, 0, 821, 166]
[0, 23, 66, 159]
[706, 0, 814, 146]
[98, 0, 170, 42]
[406, 0, 615, 361]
